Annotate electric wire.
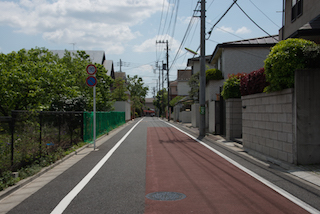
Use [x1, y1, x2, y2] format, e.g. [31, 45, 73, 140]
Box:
[248, 0, 280, 28]
[206, 0, 237, 40]
[169, 1, 200, 70]
[235, 2, 279, 41]
[156, 0, 166, 61]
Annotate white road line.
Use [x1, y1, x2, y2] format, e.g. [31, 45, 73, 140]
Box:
[164, 120, 320, 214]
[51, 118, 144, 214]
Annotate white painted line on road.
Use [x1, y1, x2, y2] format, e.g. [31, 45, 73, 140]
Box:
[164, 120, 320, 214]
[51, 118, 144, 214]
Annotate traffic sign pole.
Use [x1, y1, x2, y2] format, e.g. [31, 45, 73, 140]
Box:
[86, 64, 97, 150]
[93, 78, 96, 150]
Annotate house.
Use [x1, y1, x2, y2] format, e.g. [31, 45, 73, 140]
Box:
[104, 60, 115, 79]
[169, 80, 178, 101]
[50, 50, 115, 79]
[204, 35, 278, 134]
[114, 72, 127, 81]
[177, 69, 192, 97]
[187, 55, 213, 75]
[208, 35, 278, 101]
[279, 0, 320, 43]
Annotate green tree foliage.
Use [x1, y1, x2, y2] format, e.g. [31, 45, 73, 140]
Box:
[126, 75, 148, 117]
[206, 68, 223, 82]
[169, 96, 183, 107]
[264, 38, 320, 92]
[112, 77, 128, 101]
[0, 47, 114, 116]
[153, 88, 167, 117]
[221, 73, 246, 99]
[188, 71, 199, 102]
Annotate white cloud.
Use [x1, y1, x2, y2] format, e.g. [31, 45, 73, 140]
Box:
[216, 26, 234, 34]
[133, 34, 180, 53]
[216, 26, 251, 35]
[0, 0, 168, 54]
[235, 26, 251, 34]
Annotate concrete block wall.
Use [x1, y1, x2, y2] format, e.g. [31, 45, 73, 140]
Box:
[180, 111, 191, 123]
[191, 104, 200, 128]
[242, 89, 294, 164]
[226, 99, 242, 140]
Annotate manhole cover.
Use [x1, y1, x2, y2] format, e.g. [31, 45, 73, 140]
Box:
[146, 192, 186, 201]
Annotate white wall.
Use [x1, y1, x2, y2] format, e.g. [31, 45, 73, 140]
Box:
[113, 101, 131, 121]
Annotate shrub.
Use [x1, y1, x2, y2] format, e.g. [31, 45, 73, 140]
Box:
[221, 73, 246, 99]
[264, 38, 319, 92]
[169, 96, 183, 107]
[240, 68, 269, 96]
[206, 68, 223, 82]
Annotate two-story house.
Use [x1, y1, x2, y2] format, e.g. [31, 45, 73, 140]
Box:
[280, 0, 320, 42]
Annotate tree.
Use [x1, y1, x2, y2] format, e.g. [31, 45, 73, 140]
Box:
[153, 89, 167, 117]
[0, 48, 114, 116]
[0, 48, 76, 116]
[126, 75, 148, 118]
[112, 77, 128, 101]
[188, 71, 199, 102]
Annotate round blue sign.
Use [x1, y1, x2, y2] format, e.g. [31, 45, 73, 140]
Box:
[86, 76, 97, 87]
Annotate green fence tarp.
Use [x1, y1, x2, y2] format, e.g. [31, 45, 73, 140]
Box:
[83, 112, 125, 143]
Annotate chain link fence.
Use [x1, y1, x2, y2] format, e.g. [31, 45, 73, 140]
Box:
[83, 112, 125, 143]
[0, 111, 125, 175]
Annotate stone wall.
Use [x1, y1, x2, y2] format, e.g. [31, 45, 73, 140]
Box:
[242, 89, 294, 164]
[226, 99, 242, 140]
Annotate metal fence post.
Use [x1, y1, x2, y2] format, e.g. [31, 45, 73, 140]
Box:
[10, 112, 15, 167]
[39, 112, 42, 158]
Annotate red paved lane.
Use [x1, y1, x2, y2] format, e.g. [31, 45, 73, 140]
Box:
[144, 127, 308, 214]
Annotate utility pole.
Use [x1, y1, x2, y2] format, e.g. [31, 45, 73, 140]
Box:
[199, 0, 206, 137]
[156, 40, 170, 120]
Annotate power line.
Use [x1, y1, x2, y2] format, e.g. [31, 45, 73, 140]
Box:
[248, 0, 280, 28]
[169, 1, 201, 70]
[235, 2, 279, 41]
[206, 0, 237, 40]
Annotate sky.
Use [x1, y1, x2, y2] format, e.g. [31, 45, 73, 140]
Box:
[0, 0, 283, 98]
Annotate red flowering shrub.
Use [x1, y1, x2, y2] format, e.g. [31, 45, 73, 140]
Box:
[240, 68, 269, 96]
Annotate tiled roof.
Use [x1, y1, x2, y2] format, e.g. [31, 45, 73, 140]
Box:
[299, 14, 320, 30]
[222, 35, 279, 46]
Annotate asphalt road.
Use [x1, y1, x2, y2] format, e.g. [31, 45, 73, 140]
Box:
[2, 117, 320, 213]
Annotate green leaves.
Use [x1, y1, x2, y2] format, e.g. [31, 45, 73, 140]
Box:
[264, 38, 319, 92]
[0, 48, 114, 115]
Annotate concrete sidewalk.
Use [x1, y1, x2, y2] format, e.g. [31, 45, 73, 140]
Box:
[170, 120, 320, 188]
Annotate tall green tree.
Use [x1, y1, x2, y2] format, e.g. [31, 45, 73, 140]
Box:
[0, 48, 114, 116]
[188, 71, 199, 102]
[112, 77, 128, 101]
[126, 75, 148, 117]
[153, 89, 167, 117]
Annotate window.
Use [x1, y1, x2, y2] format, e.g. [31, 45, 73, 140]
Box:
[292, 0, 303, 21]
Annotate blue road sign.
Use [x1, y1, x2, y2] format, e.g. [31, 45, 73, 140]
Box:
[86, 76, 97, 87]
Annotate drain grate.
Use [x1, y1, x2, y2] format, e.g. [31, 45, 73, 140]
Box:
[146, 192, 186, 201]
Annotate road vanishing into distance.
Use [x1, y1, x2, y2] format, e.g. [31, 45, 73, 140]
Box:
[1, 117, 320, 213]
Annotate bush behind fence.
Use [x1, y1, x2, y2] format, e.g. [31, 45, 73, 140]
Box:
[0, 111, 125, 175]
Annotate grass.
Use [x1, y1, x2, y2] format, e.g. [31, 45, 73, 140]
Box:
[0, 141, 88, 191]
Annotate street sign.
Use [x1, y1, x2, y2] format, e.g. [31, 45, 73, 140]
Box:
[86, 76, 97, 87]
[86, 64, 97, 75]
